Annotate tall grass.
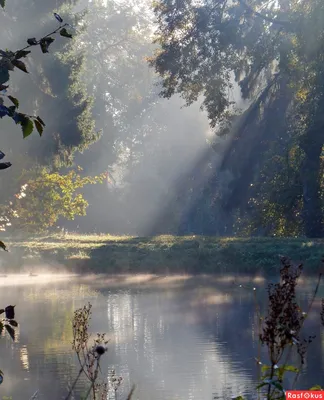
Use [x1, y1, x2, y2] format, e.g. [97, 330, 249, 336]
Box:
[2, 233, 324, 273]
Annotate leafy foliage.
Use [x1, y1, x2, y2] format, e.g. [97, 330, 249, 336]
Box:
[148, 0, 324, 238]
[0, 12, 73, 138]
[0, 3, 107, 239]
[227, 256, 324, 400]
[0, 304, 18, 383]
[8, 167, 106, 231]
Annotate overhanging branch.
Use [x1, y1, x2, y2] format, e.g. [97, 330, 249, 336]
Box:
[237, 0, 291, 27]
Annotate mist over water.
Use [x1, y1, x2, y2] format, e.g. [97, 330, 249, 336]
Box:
[0, 274, 322, 399]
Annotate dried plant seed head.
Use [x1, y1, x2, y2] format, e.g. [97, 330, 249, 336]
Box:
[95, 345, 106, 355]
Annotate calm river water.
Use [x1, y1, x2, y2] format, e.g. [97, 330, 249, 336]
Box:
[0, 273, 323, 400]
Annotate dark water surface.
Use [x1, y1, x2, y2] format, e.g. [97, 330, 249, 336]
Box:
[0, 273, 323, 400]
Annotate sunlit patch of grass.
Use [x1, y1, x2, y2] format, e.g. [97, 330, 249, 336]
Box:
[68, 250, 90, 259]
[1, 233, 324, 274]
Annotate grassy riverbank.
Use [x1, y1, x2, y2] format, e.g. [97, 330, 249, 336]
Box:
[0, 233, 324, 274]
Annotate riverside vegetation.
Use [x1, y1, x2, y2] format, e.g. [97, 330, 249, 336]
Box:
[0, 0, 324, 398]
[65, 256, 324, 399]
[1, 233, 324, 274]
[1, 255, 315, 399]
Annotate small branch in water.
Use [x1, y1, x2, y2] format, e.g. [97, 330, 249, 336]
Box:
[29, 390, 39, 400]
[64, 362, 86, 400]
[126, 385, 136, 400]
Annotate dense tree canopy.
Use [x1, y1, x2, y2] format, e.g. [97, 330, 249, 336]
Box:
[2, 0, 324, 238]
[0, 0, 105, 233]
[148, 0, 324, 237]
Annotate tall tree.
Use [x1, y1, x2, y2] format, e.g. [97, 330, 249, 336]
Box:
[0, 0, 105, 233]
[148, 0, 324, 237]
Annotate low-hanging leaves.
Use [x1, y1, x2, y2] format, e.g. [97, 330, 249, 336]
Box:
[0, 162, 11, 170]
[7, 95, 19, 108]
[36, 116, 45, 126]
[11, 59, 28, 73]
[33, 119, 43, 136]
[282, 365, 299, 373]
[21, 117, 34, 138]
[27, 38, 38, 46]
[0, 241, 7, 251]
[39, 37, 55, 53]
[0, 104, 9, 117]
[15, 50, 31, 59]
[60, 28, 73, 39]
[0, 0, 5, 9]
[7, 105, 16, 116]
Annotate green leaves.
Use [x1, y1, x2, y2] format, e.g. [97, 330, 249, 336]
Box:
[1, 104, 45, 138]
[0, 162, 11, 170]
[262, 364, 299, 381]
[11, 59, 28, 73]
[36, 116, 45, 126]
[34, 118, 44, 136]
[0, 0, 5, 9]
[0, 17, 76, 146]
[21, 116, 34, 138]
[32, 116, 45, 136]
[15, 168, 105, 230]
[13, 112, 44, 138]
[27, 38, 38, 46]
[256, 379, 284, 392]
[281, 365, 299, 373]
[309, 386, 323, 390]
[0, 91, 46, 137]
[0, 67, 10, 85]
[261, 365, 270, 373]
[60, 28, 73, 39]
[7, 95, 19, 108]
[40, 37, 55, 53]
[15, 50, 31, 59]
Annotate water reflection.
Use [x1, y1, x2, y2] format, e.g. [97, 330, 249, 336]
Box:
[0, 274, 322, 399]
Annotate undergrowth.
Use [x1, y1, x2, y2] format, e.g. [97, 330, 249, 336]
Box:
[1, 234, 324, 273]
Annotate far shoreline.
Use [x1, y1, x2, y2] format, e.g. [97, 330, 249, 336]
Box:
[0, 233, 323, 274]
